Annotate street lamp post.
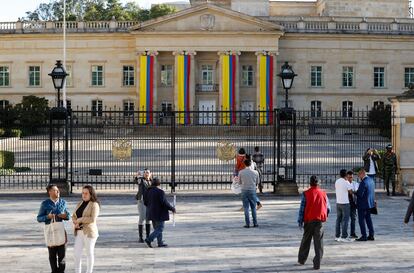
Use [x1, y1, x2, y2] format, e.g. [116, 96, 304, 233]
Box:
[48, 60, 70, 195]
[48, 60, 68, 107]
[278, 61, 297, 110]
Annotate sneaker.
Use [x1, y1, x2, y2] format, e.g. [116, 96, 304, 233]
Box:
[350, 234, 358, 239]
[144, 238, 152, 248]
[253, 224, 259, 228]
[338, 238, 353, 243]
[158, 243, 168, 248]
[355, 237, 367, 242]
[334, 237, 340, 242]
[243, 225, 250, 228]
[367, 236, 375, 241]
[257, 203, 263, 210]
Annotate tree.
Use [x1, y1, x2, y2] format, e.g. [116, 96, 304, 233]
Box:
[368, 104, 392, 138]
[23, 0, 177, 22]
[14, 96, 50, 133]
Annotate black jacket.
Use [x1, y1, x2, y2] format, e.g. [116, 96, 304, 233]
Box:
[143, 186, 175, 222]
[363, 151, 380, 174]
[404, 192, 414, 224]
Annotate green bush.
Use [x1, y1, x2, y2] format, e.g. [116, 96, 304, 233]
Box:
[0, 151, 15, 169]
[368, 105, 392, 138]
[9, 129, 22, 138]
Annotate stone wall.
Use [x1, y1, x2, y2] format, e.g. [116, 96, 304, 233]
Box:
[269, 1, 317, 17]
[317, 0, 409, 18]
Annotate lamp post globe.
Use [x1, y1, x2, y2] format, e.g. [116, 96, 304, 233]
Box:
[278, 61, 297, 109]
[48, 60, 68, 107]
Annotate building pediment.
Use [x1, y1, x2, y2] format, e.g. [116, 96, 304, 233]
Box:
[131, 3, 283, 33]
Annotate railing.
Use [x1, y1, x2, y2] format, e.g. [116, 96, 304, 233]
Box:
[270, 16, 414, 34]
[196, 84, 219, 92]
[1, 16, 414, 34]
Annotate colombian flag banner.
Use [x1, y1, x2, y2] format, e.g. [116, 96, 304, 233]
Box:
[221, 54, 236, 125]
[139, 55, 154, 124]
[177, 55, 191, 125]
[259, 55, 274, 125]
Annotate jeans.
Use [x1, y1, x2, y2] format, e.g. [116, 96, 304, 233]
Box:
[148, 221, 165, 246]
[350, 205, 357, 235]
[48, 244, 66, 273]
[358, 208, 374, 239]
[298, 221, 324, 269]
[241, 190, 258, 226]
[74, 231, 98, 273]
[335, 203, 350, 238]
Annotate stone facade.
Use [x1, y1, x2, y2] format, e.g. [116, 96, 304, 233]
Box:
[0, 1, 413, 112]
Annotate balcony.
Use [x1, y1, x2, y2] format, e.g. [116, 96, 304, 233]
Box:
[196, 84, 219, 92]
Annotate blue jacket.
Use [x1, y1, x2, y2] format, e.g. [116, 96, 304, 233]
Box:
[37, 198, 70, 225]
[356, 176, 375, 210]
[143, 186, 175, 222]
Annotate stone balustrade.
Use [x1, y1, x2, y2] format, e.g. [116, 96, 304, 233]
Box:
[0, 20, 139, 34]
[1, 16, 414, 34]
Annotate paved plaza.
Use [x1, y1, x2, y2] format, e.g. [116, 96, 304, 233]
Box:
[0, 191, 413, 273]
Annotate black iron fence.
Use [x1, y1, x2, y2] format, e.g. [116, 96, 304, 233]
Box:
[0, 108, 392, 191]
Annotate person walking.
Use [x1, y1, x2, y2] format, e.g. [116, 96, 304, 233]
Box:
[404, 191, 414, 225]
[335, 169, 353, 242]
[238, 159, 260, 228]
[382, 144, 398, 196]
[252, 146, 265, 193]
[346, 170, 359, 239]
[356, 168, 375, 241]
[363, 148, 380, 181]
[144, 177, 176, 248]
[297, 176, 330, 270]
[72, 185, 100, 273]
[135, 169, 152, 243]
[37, 184, 70, 273]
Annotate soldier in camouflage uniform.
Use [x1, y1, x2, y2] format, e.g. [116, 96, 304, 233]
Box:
[382, 144, 398, 196]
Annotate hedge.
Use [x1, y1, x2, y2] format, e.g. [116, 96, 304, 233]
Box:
[0, 151, 15, 169]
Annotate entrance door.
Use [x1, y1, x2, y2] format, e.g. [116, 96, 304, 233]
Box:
[198, 100, 216, 125]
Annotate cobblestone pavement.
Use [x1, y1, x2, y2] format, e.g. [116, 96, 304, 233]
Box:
[0, 192, 413, 273]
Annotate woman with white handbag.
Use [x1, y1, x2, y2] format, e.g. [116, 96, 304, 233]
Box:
[37, 184, 70, 273]
[72, 185, 100, 273]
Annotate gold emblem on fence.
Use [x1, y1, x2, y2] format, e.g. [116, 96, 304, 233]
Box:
[217, 141, 237, 161]
[112, 139, 132, 161]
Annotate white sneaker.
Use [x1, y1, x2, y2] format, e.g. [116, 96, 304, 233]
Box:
[334, 237, 340, 242]
[339, 238, 354, 243]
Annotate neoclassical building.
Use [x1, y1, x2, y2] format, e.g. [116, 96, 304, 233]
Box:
[0, 0, 413, 121]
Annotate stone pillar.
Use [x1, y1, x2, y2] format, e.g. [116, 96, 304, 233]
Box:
[137, 50, 158, 115]
[389, 84, 414, 195]
[173, 51, 196, 121]
[255, 51, 278, 114]
[217, 51, 240, 120]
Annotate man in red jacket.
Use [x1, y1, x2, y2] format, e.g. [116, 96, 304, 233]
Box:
[297, 176, 331, 270]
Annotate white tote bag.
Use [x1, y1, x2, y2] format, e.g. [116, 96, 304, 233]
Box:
[44, 217, 66, 247]
[231, 176, 242, 195]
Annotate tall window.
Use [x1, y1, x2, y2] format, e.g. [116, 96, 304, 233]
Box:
[405, 67, 414, 88]
[342, 101, 353, 118]
[65, 64, 73, 87]
[161, 102, 173, 115]
[241, 65, 254, 87]
[92, 100, 103, 117]
[123, 66, 135, 86]
[0, 100, 9, 110]
[342, 66, 354, 87]
[201, 65, 213, 85]
[311, 100, 322, 117]
[0, 66, 10, 87]
[374, 67, 385, 88]
[91, 65, 104, 86]
[373, 101, 385, 110]
[310, 66, 322, 87]
[123, 100, 135, 117]
[161, 65, 173, 87]
[29, 66, 41, 86]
